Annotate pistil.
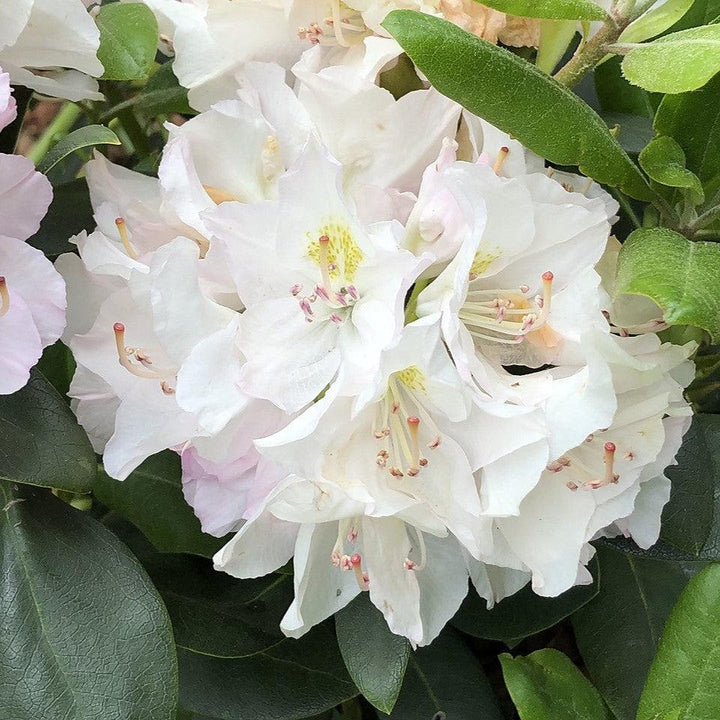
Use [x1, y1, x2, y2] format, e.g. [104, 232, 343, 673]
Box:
[115, 218, 138, 260]
[0, 277, 9, 317]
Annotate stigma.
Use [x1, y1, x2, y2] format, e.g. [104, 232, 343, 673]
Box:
[113, 322, 175, 394]
[460, 271, 554, 345]
[549, 439, 620, 491]
[115, 218, 138, 260]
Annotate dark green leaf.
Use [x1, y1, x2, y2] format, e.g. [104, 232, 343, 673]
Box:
[36, 125, 120, 175]
[94, 451, 226, 558]
[637, 564, 720, 720]
[661, 415, 720, 558]
[178, 626, 357, 720]
[27, 178, 94, 259]
[654, 74, 720, 183]
[36, 340, 76, 398]
[385, 629, 503, 719]
[572, 545, 688, 720]
[383, 10, 651, 200]
[336, 593, 410, 713]
[602, 112, 655, 154]
[0, 481, 178, 719]
[453, 558, 598, 643]
[136, 62, 195, 116]
[475, 0, 607, 20]
[500, 648, 612, 720]
[621, 25, 720, 94]
[615, 228, 720, 341]
[639, 136, 704, 203]
[595, 56, 657, 118]
[96, 2, 159, 81]
[0, 370, 95, 493]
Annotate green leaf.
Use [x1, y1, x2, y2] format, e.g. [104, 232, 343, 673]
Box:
[639, 136, 704, 203]
[36, 340, 76, 398]
[178, 626, 358, 720]
[383, 10, 651, 200]
[36, 124, 120, 175]
[96, 2, 159, 81]
[572, 545, 688, 720]
[0, 482, 178, 719]
[619, 0, 695, 44]
[621, 25, 720, 94]
[654, 74, 720, 184]
[536, 19, 578, 74]
[660, 415, 720, 558]
[602, 112, 655, 154]
[637, 564, 720, 720]
[94, 451, 226, 558]
[475, 0, 607, 20]
[27, 178, 94, 259]
[614, 228, 720, 341]
[0, 370, 95, 493]
[386, 628, 502, 719]
[136, 62, 195, 116]
[336, 593, 410, 713]
[595, 56, 657, 118]
[453, 558, 598, 643]
[500, 648, 612, 720]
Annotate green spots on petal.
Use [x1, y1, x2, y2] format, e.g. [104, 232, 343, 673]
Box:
[396, 366, 427, 393]
[471, 248, 502, 277]
[307, 219, 364, 281]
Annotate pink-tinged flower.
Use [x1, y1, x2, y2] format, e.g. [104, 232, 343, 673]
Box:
[0, 68, 17, 131]
[0, 153, 65, 394]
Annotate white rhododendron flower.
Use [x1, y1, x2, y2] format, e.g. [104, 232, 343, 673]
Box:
[0, 0, 103, 101]
[0, 113, 65, 394]
[58, 55, 697, 646]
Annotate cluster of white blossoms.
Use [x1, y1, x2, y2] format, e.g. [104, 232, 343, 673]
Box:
[0, 68, 66, 395]
[57, 10, 694, 642]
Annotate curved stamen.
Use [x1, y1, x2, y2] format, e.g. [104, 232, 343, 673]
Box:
[0, 277, 9, 318]
[404, 527, 427, 571]
[115, 218, 138, 260]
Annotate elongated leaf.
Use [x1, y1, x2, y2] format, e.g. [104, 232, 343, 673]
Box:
[387, 629, 503, 719]
[501, 649, 612, 720]
[94, 451, 226, 558]
[0, 370, 95, 493]
[572, 545, 688, 720]
[654, 74, 720, 183]
[639, 136, 704, 203]
[661, 415, 720, 558]
[36, 125, 120, 174]
[97, 2, 159, 81]
[383, 11, 651, 200]
[622, 25, 720, 93]
[178, 626, 358, 720]
[453, 559, 598, 643]
[475, 0, 607, 20]
[619, 0, 694, 43]
[637, 564, 720, 720]
[0, 482, 178, 719]
[136, 62, 195, 116]
[595, 56, 657, 118]
[336, 593, 410, 713]
[615, 228, 720, 341]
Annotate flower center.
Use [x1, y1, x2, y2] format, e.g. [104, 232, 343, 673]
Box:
[372, 368, 442, 479]
[330, 519, 369, 590]
[0, 276, 9, 318]
[547, 439, 620, 491]
[459, 271, 554, 345]
[112, 322, 175, 394]
[297, 0, 367, 47]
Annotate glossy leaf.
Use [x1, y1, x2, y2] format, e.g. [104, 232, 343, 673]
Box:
[615, 228, 720, 341]
[637, 564, 720, 720]
[386, 629, 503, 719]
[654, 74, 720, 183]
[619, 0, 694, 43]
[0, 482, 178, 719]
[638, 136, 704, 203]
[36, 340, 76, 399]
[36, 124, 120, 175]
[136, 62, 195, 116]
[178, 626, 358, 720]
[96, 2, 159, 81]
[94, 451, 226, 558]
[500, 649, 612, 720]
[476, 0, 607, 20]
[572, 545, 688, 720]
[660, 415, 720, 558]
[622, 25, 720, 94]
[383, 11, 651, 200]
[336, 593, 410, 713]
[453, 558, 598, 643]
[0, 370, 95, 493]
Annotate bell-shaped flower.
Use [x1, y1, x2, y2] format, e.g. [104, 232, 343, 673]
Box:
[204, 136, 429, 412]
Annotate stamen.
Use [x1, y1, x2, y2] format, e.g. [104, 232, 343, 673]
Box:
[115, 218, 138, 260]
[113, 323, 174, 393]
[0, 277, 9, 317]
[202, 185, 238, 205]
[330, 0, 349, 46]
[330, 313, 343, 324]
[350, 553, 369, 590]
[404, 528, 427, 571]
[290, 284, 303, 297]
[493, 146, 510, 174]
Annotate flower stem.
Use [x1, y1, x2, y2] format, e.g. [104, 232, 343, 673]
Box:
[26, 102, 82, 166]
[404, 277, 431, 324]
